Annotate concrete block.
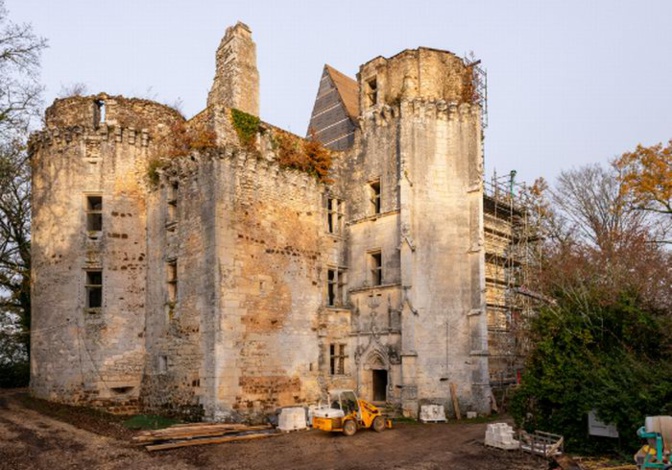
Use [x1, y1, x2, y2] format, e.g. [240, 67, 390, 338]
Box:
[278, 407, 307, 432]
[419, 404, 447, 423]
[485, 423, 520, 450]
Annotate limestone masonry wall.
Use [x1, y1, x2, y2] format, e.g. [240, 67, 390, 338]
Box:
[30, 23, 502, 420]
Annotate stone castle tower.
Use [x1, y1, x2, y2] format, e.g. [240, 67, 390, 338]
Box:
[30, 23, 494, 420]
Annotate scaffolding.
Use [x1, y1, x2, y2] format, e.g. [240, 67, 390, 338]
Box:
[483, 170, 542, 391]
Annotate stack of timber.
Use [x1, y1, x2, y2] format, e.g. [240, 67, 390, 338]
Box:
[133, 422, 279, 451]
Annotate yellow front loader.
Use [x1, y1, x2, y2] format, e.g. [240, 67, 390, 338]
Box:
[312, 389, 391, 436]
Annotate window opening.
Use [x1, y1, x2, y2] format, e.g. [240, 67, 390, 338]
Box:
[86, 195, 103, 232]
[94, 99, 106, 127]
[369, 181, 381, 215]
[167, 181, 178, 226]
[327, 197, 344, 234]
[366, 77, 378, 107]
[369, 251, 382, 286]
[327, 268, 345, 307]
[330, 344, 347, 375]
[85, 270, 103, 310]
[167, 260, 177, 303]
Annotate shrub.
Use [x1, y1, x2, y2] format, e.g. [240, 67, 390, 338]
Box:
[511, 292, 672, 454]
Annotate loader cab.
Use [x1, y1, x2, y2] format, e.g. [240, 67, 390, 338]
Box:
[329, 390, 360, 418]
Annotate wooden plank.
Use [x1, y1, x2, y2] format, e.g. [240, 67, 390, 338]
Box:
[168, 422, 255, 429]
[133, 425, 271, 443]
[449, 383, 462, 420]
[137, 423, 262, 436]
[145, 432, 278, 452]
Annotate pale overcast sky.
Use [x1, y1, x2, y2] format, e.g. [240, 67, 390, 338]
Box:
[8, 0, 672, 186]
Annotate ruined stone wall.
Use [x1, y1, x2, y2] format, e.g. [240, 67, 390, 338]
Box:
[141, 154, 213, 419]
[358, 48, 474, 112]
[30, 95, 183, 409]
[216, 145, 329, 420]
[143, 128, 330, 420]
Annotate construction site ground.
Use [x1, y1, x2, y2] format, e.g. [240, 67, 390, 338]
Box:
[0, 389, 580, 470]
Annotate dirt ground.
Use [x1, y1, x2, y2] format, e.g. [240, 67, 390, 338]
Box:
[0, 389, 550, 470]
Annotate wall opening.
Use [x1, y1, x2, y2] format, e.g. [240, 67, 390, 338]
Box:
[93, 99, 106, 127]
[366, 77, 378, 107]
[369, 180, 381, 214]
[85, 270, 103, 310]
[166, 259, 177, 304]
[372, 369, 388, 402]
[86, 195, 103, 233]
[167, 181, 178, 229]
[326, 267, 345, 307]
[369, 251, 382, 286]
[327, 197, 344, 234]
[329, 343, 347, 375]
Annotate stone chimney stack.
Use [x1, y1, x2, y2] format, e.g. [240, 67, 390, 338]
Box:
[207, 22, 259, 116]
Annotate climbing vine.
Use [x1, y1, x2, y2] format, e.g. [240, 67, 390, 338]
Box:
[273, 129, 332, 183]
[146, 120, 217, 187]
[230, 108, 260, 150]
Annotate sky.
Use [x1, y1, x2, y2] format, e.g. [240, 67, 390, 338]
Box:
[7, 0, 672, 186]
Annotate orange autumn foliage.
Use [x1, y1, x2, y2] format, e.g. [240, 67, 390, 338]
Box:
[616, 139, 672, 215]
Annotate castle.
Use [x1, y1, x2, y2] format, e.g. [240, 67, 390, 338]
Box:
[29, 22, 529, 420]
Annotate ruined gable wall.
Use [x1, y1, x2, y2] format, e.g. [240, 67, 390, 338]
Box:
[30, 95, 183, 409]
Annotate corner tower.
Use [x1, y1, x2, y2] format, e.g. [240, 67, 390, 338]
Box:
[29, 94, 184, 409]
[207, 22, 259, 116]
[343, 48, 490, 416]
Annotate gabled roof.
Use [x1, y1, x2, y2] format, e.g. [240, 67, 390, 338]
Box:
[306, 65, 359, 151]
[324, 65, 359, 123]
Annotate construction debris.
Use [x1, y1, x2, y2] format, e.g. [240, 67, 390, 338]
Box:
[518, 430, 564, 457]
[484, 423, 520, 450]
[133, 423, 279, 451]
[449, 383, 462, 420]
[420, 405, 447, 423]
[277, 407, 308, 432]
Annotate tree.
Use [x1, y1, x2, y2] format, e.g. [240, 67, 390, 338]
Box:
[0, 0, 46, 386]
[0, 1, 46, 138]
[538, 164, 671, 309]
[550, 164, 652, 251]
[512, 162, 672, 453]
[616, 140, 672, 217]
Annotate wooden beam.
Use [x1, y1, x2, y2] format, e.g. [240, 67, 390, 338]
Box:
[145, 432, 278, 452]
[449, 382, 462, 420]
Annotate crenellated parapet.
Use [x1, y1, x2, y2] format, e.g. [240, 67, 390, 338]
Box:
[161, 141, 324, 200]
[29, 125, 151, 153]
[358, 99, 480, 130]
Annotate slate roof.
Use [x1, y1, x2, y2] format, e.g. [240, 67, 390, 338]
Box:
[306, 65, 359, 151]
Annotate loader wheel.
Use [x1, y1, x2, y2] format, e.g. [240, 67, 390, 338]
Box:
[372, 416, 386, 432]
[343, 419, 357, 436]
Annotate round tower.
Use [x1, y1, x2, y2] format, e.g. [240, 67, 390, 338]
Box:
[29, 94, 183, 409]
